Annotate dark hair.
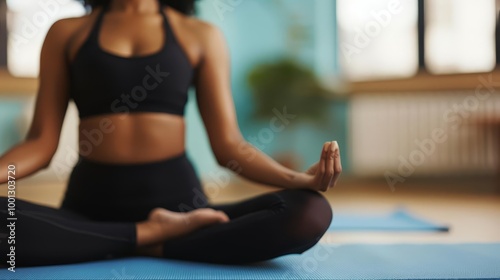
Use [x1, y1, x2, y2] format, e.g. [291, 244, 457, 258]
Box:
[82, 0, 196, 15]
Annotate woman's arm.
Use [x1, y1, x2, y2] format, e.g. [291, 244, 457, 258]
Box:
[194, 25, 341, 192]
[0, 20, 72, 185]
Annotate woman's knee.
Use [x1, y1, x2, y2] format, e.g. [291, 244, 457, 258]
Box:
[278, 189, 332, 240]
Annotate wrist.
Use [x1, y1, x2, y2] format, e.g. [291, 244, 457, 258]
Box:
[287, 171, 311, 190]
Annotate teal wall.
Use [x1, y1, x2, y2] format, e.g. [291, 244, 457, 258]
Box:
[0, 99, 23, 154]
[187, 0, 349, 175]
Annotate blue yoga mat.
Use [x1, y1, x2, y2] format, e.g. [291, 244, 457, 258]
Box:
[2, 243, 499, 279]
[330, 208, 449, 232]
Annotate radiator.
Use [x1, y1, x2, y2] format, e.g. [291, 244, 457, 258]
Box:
[349, 89, 500, 177]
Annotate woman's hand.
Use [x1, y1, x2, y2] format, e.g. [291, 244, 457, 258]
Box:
[294, 141, 342, 192]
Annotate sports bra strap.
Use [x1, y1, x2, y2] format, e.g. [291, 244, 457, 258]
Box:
[86, 2, 110, 46]
[159, 3, 179, 46]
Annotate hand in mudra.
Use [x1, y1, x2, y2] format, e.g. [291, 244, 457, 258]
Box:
[302, 141, 342, 192]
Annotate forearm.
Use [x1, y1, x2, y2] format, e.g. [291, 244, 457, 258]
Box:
[0, 139, 53, 185]
[215, 139, 308, 189]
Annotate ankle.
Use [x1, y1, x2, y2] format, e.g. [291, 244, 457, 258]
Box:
[136, 221, 162, 247]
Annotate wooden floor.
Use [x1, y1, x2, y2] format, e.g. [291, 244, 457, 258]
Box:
[2, 175, 499, 245]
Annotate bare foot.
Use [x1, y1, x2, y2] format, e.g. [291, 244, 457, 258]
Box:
[136, 208, 229, 247]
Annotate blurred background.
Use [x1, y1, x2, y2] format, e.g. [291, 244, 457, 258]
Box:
[0, 0, 499, 244]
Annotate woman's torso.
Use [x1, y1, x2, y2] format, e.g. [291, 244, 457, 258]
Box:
[64, 3, 203, 164]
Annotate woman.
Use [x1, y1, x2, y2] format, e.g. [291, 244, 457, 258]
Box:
[0, 0, 341, 266]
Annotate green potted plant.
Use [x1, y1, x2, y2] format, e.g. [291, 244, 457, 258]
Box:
[247, 58, 333, 169]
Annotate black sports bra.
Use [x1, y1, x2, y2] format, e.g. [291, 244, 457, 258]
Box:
[69, 1, 194, 119]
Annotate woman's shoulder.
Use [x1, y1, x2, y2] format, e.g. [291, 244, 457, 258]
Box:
[47, 10, 101, 45]
[44, 10, 103, 61]
[163, 7, 226, 67]
[52, 12, 97, 33]
[165, 7, 224, 43]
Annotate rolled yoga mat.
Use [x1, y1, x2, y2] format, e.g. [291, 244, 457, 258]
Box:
[2, 243, 499, 279]
[329, 208, 449, 232]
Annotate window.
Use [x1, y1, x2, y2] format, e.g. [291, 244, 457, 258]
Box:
[337, 0, 419, 81]
[338, 0, 498, 81]
[425, 0, 497, 74]
[6, 0, 85, 77]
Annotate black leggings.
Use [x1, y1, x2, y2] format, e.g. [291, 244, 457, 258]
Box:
[0, 153, 332, 266]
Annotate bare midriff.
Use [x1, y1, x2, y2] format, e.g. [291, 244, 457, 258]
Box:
[77, 112, 185, 164]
